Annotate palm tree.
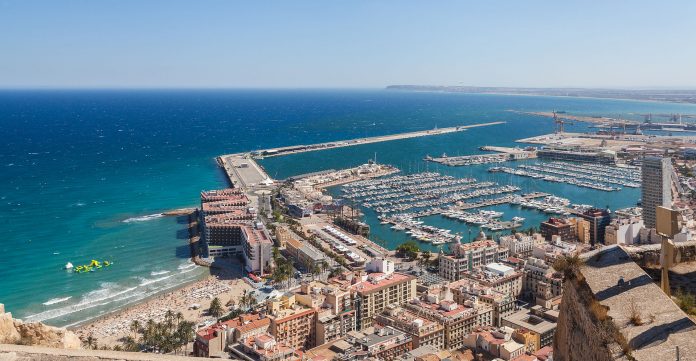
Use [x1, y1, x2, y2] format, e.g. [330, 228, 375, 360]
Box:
[164, 310, 175, 332]
[130, 319, 140, 341]
[420, 250, 432, 269]
[302, 258, 313, 275]
[209, 297, 224, 318]
[83, 334, 97, 350]
[121, 336, 139, 352]
[144, 319, 156, 351]
[239, 290, 249, 310]
[311, 263, 321, 280]
[175, 312, 184, 327]
[318, 260, 329, 279]
[243, 291, 256, 310]
[177, 320, 195, 356]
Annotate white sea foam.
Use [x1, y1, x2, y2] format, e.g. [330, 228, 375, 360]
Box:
[42, 296, 72, 306]
[122, 213, 164, 223]
[139, 274, 174, 287]
[179, 266, 198, 275]
[25, 283, 139, 322]
[177, 261, 196, 270]
[27, 263, 203, 324]
[150, 270, 170, 276]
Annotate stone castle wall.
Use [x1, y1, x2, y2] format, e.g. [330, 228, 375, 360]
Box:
[553, 278, 626, 361]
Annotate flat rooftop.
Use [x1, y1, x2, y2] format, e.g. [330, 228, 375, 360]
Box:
[350, 273, 415, 294]
[502, 309, 556, 335]
[221, 154, 271, 188]
[581, 245, 696, 360]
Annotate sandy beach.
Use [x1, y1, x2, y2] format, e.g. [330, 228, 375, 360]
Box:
[73, 264, 254, 347]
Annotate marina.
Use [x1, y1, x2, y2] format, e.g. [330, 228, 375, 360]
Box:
[341, 172, 520, 214]
[379, 214, 461, 245]
[489, 160, 641, 192]
[340, 168, 603, 245]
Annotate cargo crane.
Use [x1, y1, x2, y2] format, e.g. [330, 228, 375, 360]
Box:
[635, 113, 696, 123]
[553, 111, 566, 133]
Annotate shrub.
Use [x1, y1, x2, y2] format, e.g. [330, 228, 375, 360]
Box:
[628, 300, 643, 326]
[589, 299, 608, 322]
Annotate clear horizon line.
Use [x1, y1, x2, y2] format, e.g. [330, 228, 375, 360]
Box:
[2, 85, 696, 91]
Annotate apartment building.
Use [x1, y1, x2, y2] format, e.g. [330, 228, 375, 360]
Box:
[641, 156, 672, 229]
[540, 218, 576, 243]
[461, 263, 523, 298]
[521, 257, 563, 303]
[404, 290, 493, 350]
[295, 281, 357, 346]
[234, 333, 301, 361]
[193, 313, 270, 358]
[447, 279, 516, 327]
[266, 293, 317, 350]
[498, 233, 534, 258]
[350, 272, 417, 330]
[578, 208, 612, 245]
[501, 306, 558, 349]
[439, 240, 509, 281]
[375, 305, 444, 349]
[463, 327, 525, 361]
[243, 224, 274, 275]
[345, 326, 413, 361]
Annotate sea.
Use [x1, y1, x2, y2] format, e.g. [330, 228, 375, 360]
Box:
[2, 89, 696, 328]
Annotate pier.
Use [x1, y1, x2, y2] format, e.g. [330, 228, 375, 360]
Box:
[217, 154, 273, 190]
[426, 145, 535, 166]
[405, 192, 549, 218]
[249, 121, 506, 158]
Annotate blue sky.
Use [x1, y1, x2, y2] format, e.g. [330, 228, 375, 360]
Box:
[1, 1, 695, 88]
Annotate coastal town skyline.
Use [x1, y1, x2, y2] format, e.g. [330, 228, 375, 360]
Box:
[2, 2, 696, 361]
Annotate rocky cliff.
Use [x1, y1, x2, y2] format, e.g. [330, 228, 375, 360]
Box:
[0, 304, 80, 349]
[553, 276, 628, 361]
[554, 246, 696, 361]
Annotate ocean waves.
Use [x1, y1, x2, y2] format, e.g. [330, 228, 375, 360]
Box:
[25, 261, 202, 325]
[42, 296, 72, 306]
[122, 213, 164, 223]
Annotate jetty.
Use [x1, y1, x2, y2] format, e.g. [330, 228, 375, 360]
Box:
[216, 121, 505, 190]
[216, 154, 273, 190]
[248, 121, 506, 158]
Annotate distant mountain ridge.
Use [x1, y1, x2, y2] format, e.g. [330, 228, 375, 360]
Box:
[386, 85, 696, 104]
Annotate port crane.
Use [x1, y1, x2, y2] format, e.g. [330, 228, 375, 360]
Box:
[553, 111, 567, 133]
[634, 113, 696, 124]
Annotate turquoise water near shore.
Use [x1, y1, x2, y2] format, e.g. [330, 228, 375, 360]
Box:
[2, 89, 696, 327]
